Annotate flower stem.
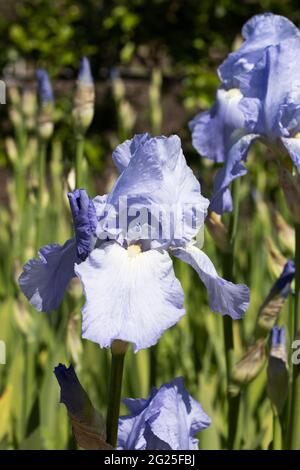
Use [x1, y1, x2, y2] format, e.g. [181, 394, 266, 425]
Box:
[75, 135, 85, 188]
[36, 139, 47, 250]
[106, 341, 128, 448]
[273, 413, 282, 450]
[289, 222, 300, 449]
[221, 178, 241, 449]
[149, 345, 157, 387]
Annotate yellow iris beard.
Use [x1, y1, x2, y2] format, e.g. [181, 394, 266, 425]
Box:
[127, 244, 142, 257]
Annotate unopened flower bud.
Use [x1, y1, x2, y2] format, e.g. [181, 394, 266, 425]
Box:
[72, 57, 95, 135]
[256, 260, 295, 336]
[206, 210, 230, 253]
[267, 327, 289, 415]
[36, 69, 54, 140]
[270, 208, 294, 254]
[279, 166, 300, 223]
[54, 364, 112, 449]
[231, 340, 265, 388]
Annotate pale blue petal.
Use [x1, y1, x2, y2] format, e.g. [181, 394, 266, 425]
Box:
[189, 88, 245, 163]
[75, 242, 185, 352]
[219, 13, 300, 87]
[281, 137, 300, 173]
[19, 239, 77, 312]
[108, 135, 208, 247]
[171, 245, 249, 320]
[240, 40, 300, 140]
[210, 133, 258, 214]
[148, 377, 211, 450]
[118, 377, 211, 450]
[112, 133, 151, 173]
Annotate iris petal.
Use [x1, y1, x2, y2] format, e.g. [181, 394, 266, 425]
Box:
[108, 134, 208, 247]
[189, 88, 245, 163]
[210, 133, 258, 214]
[219, 13, 300, 87]
[75, 242, 185, 352]
[118, 377, 211, 450]
[112, 133, 151, 173]
[19, 238, 77, 312]
[281, 137, 300, 172]
[171, 245, 249, 320]
[68, 189, 97, 260]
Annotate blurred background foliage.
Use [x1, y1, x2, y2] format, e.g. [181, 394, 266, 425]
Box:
[0, 0, 299, 450]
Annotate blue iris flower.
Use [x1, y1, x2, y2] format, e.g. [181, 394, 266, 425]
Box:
[54, 364, 211, 450]
[36, 69, 54, 103]
[190, 13, 300, 214]
[118, 377, 211, 450]
[19, 134, 249, 352]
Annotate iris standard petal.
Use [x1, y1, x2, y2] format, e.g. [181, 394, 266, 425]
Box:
[210, 133, 258, 214]
[189, 88, 245, 163]
[118, 377, 211, 450]
[171, 245, 249, 320]
[75, 242, 185, 352]
[112, 133, 151, 173]
[240, 40, 300, 139]
[68, 189, 97, 260]
[19, 238, 77, 312]
[219, 13, 300, 87]
[108, 134, 208, 247]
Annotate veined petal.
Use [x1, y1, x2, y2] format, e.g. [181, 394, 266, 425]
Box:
[112, 133, 151, 173]
[148, 378, 211, 450]
[219, 13, 300, 87]
[75, 242, 185, 352]
[118, 377, 211, 450]
[281, 137, 300, 173]
[108, 135, 207, 247]
[171, 245, 249, 319]
[68, 189, 97, 260]
[240, 40, 300, 139]
[210, 133, 258, 214]
[189, 88, 245, 163]
[19, 238, 77, 312]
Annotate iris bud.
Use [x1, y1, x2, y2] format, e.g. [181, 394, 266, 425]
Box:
[72, 57, 95, 135]
[54, 364, 112, 449]
[256, 260, 295, 336]
[230, 340, 265, 391]
[36, 69, 54, 140]
[267, 327, 289, 415]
